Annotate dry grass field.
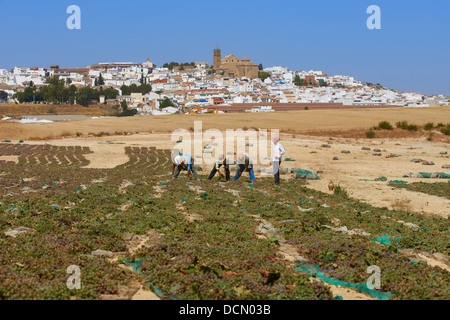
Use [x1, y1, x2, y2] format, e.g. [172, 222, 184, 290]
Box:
[0, 103, 111, 118]
[1, 107, 450, 141]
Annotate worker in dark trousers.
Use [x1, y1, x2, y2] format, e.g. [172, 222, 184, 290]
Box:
[208, 154, 230, 181]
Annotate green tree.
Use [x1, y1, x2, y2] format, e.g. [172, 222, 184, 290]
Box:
[98, 73, 105, 86]
[159, 98, 175, 109]
[67, 85, 77, 104]
[117, 100, 138, 117]
[294, 75, 306, 86]
[76, 87, 98, 107]
[120, 85, 131, 96]
[139, 83, 152, 94]
[259, 71, 270, 81]
[99, 87, 119, 100]
[120, 84, 152, 95]
[318, 79, 328, 87]
[120, 100, 128, 112]
[129, 84, 138, 94]
[162, 62, 180, 70]
[14, 86, 37, 103]
[43, 76, 66, 103]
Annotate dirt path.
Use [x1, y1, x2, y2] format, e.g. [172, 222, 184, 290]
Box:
[84, 145, 129, 169]
[0, 156, 19, 163]
[282, 136, 449, 218]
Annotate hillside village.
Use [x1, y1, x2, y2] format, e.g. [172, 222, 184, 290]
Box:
[0, 49, 449, 116]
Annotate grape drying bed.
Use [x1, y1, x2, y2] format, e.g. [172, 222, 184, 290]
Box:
[0, 143, 448, 300]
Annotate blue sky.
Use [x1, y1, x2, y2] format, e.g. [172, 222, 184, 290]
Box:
[0, 0, 449, 95]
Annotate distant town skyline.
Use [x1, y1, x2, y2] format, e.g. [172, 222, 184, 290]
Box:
[0, 0, 449, 96]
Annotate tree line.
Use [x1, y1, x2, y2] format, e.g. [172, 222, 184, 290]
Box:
[120, 83, 152, 96]
[162, 62, 197, 70]
[12, 76, 152, 106]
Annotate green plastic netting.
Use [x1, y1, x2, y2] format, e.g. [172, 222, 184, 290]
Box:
[123, 259, 179, 299]
[419, 172, 450, 179]
[294, 263, 394, 300]
[371, 235, 403, 246]
[295, 169, 321, 180]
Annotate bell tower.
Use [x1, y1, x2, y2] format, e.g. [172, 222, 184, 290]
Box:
[213, 46, 221, 70]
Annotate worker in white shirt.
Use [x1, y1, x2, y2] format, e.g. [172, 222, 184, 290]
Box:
[270, 136, 285, 185]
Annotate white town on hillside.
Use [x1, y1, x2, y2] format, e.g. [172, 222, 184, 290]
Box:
[0, 50, 449, 116]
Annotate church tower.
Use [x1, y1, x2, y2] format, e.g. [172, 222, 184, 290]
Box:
[213, 46, 221, 70]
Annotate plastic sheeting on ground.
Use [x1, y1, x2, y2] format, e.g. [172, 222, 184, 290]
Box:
[295, 169, 321, 180]
[388, 180, 409, 184]
[371, 234, 403, 246]
[294, 263, 394, 300]
[420, 172, 450, 179]
[403, 172, 450, 179]
[123, 258, 179, 299]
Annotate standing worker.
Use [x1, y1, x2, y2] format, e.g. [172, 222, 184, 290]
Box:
[208, 154, 231, 181]
[270, 136, 285, 185]
[173, 153, 199, 180]
[233, 153, 255, 183]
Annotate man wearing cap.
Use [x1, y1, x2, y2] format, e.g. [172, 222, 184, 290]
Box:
[172, 153, 199, 180]
[270, 136, 285, 185]
[208, 154, 230, 181]
[233, 153, 255, 183]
